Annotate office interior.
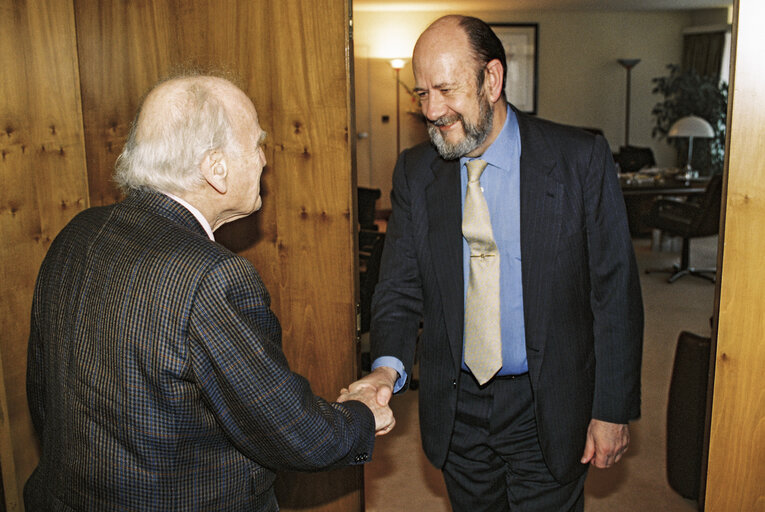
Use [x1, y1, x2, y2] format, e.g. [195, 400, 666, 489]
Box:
[355, 4, 736, 511]
[1, 1, 763, 511]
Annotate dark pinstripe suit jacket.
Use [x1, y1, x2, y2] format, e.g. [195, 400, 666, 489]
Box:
[370, 109, 643, 484]
[26, 190, 374, 511]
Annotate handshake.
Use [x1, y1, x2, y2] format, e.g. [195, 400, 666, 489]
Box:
[337, 366, 398, 436]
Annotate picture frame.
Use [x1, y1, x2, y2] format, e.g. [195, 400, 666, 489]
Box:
[489, 23, 539, 114]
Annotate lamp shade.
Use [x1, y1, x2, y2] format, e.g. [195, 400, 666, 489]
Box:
[668, 116, 714, 138]
[390, 58, 406, 70]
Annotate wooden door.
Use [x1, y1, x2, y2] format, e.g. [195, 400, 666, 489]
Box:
[705, 0, 765, 509]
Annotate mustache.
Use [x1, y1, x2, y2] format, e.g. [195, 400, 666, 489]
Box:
[429, 114, 462, 127]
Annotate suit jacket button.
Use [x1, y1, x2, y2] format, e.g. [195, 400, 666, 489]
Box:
[452, 379, 457, 389]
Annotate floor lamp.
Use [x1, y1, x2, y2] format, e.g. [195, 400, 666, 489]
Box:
[390, 59, 405, 156]
[617, 58, 641, 147]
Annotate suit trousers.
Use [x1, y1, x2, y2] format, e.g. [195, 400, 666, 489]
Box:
[442, 371, 587, 512]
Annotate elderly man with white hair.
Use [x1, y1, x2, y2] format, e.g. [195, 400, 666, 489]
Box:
[25, 73, 393, 512]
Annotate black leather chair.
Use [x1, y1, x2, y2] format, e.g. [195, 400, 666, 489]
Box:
[643, 174, 723, 283]
[666, 330, 711, 501]
[357, 187, 381, 231]
[357, 185, 383, 372]
[359, 233, 385, 336]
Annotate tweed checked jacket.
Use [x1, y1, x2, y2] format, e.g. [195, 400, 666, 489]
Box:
[25, 190, 375, 511]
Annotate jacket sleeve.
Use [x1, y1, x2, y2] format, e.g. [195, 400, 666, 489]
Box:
[369, 149, 425, 385]
[27, 287, 46, 437]
[584, 135, 644, 423]
[187, 256, 375, 471]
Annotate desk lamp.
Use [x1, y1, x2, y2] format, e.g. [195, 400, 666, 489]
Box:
[669, 115, 714, 179]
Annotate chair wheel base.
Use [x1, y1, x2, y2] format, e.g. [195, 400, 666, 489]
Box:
[645, 264, 716, 283]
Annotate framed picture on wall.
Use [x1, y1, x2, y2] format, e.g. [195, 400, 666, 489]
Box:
[489, 23, 539, 114]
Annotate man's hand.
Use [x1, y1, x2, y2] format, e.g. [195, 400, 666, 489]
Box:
[580, 419, 630, 468]
[337, 384, 395, 436]
[338, 366, 398, 436]
[342, 366, 398, 407]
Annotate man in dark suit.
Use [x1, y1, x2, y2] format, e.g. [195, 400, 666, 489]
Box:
[347, 15, 643, 510]
[25, 74, 393, 511]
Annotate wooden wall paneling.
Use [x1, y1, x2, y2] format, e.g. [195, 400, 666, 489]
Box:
[705, 0, 765, 510]
[74, 1, 361, 511]
[74, 0, 178, 207]
[266, 1, 362, 510]
[0, 0, 89, 508]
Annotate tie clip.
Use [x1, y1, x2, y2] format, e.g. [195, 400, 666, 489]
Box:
[471, 253, 495, 259]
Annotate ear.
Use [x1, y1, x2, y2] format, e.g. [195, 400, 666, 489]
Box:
[484, 58, 505, 104]
[200, 150, 228, 194]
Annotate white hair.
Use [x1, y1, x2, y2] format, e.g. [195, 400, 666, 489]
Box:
[114, 77, 241, 194]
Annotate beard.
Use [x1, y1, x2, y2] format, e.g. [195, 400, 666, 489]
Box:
[426, 91, 494, 160]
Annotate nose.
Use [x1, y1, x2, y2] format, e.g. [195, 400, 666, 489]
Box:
[259, 146, 266, 167]
[423, 92, 447, 122]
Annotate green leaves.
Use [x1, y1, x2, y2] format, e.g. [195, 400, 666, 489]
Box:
[652, 64, 728, 175]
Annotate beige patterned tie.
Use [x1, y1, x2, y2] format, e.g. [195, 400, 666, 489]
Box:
[462, 159, 502, 385]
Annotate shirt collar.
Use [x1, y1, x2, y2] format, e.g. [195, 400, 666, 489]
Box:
[164, 193, 215, 241]
[461, 105, 519, 173]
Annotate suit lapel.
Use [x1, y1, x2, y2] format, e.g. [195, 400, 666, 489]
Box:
[517, 112, 564, 379]
[425, 157, 465, 371]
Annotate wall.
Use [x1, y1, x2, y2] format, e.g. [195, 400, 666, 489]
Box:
[0, 3, 89, 507]
[353, 7, 728, 211]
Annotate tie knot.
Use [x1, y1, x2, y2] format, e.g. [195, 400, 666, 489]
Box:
[466, 159, 488, 182]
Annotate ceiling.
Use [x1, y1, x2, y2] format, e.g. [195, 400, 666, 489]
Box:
[354, 0, 732, 12]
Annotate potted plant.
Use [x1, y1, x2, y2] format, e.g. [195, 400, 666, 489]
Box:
[652, 64, 728, 175]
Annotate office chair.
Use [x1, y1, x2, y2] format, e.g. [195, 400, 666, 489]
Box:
[359, 233, 385, 336]
[643, 174, 723, 283]
[667, 330, 711, 501]
[357, 187, 381, 231]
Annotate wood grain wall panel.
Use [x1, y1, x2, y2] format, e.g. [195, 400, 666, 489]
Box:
[0, 0, 89, 508]
[75, 0, 273, 208]
[74, 0, 176, 206]
[262, 2, 362, 510]
[705, 1, 765, 510]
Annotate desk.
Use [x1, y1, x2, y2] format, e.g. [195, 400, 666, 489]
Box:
[620, 175, 708, 236]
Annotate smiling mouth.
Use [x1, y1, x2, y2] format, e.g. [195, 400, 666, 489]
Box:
[431, 116, 461, 133]
[432, 114, 459, 125]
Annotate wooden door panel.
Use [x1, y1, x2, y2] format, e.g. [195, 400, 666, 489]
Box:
[0, 0, 89, 507]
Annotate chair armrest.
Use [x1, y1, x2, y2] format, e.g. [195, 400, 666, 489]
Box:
[652, 198, 703, 219]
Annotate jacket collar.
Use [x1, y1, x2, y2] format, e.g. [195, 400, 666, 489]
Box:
[123, 189, 210, 239]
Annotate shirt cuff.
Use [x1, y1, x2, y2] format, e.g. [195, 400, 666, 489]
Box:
[371, 356, 407, 393]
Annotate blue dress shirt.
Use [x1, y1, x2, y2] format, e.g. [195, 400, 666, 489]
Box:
[373, 106, 527, 390]
[460, 106, 527, 376]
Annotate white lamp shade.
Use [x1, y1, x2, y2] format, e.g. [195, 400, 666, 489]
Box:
[390, 58, 406, 70]
[668, 115, 715, 138]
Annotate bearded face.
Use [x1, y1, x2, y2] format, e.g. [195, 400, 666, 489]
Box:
[426, 87, 494, 160]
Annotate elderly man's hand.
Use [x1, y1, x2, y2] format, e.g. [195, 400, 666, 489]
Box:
[337, 384, 395, 436]
[342, 366, 398, 406]
[338, 367, 398, 436]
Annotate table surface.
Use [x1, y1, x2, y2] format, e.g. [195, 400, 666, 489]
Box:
[619, 171, 709, 236]
[619, 171, 709, 196]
